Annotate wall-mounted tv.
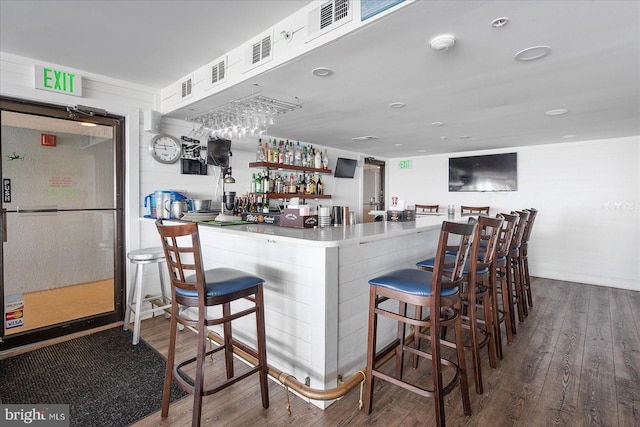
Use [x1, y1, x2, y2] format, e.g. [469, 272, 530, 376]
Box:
[334, 157, 357, 178]
[449, 153, 517, 192]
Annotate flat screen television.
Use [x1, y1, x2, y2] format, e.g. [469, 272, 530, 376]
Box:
[449, 153, 517, 192]
[334, 157, 357, 178]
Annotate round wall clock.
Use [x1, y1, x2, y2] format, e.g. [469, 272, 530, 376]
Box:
[149, 134, 181, 164]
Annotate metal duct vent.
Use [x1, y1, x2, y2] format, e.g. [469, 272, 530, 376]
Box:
[244, 31, 274, 72]
[211, 58, 226, 84]
[308, 0, 352, 40]
[181, 77, 192, 99]
[252, 35, 272, 65]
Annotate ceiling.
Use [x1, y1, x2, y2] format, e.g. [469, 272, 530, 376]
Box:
[1, 0, 639, 158]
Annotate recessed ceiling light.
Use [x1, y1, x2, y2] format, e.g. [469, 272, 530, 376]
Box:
[431, 121, 445, 127]
[351, 135, 378, 141]
[394, 143, 403, 147]
[545, 108, 569, 116]
[515, 46, 552, 61]
[491, 17, 509, 28]
[562, 134, 577, 139]
[389, 102, 405, 108]
[80, 122, 97, 127]
[312, 67, 333, 77]
[440, 136, 447, 141]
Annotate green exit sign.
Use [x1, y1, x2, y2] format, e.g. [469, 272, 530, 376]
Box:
[34, 65, 82, 97]
[398, 160, 412, 169]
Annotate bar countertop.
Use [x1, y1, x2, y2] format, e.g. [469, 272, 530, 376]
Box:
[144, 213, 465, 248]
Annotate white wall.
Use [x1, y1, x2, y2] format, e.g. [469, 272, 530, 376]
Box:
[387, 136, 640, 290]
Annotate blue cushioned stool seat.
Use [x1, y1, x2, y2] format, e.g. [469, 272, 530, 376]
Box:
[416, 255, 489, 276]
[179, 268, 264, 299]
[369, 269, 459, 297]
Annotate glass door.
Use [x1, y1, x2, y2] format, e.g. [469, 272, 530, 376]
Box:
[362, 158, 385, 223]
[0, 98, 125, 350]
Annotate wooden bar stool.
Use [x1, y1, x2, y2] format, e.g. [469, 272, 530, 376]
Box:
[156, 220, 269, 427]
[492, 213, 519, 357]
[123, 247, 171, 345]
[505, 210, 530, 329]
[520, 208, 538, 308]
[364, 221, 476, 426]
[415, 204, 439, 213]
[415, 215, 503, 394]
[461, 205, 490, 215]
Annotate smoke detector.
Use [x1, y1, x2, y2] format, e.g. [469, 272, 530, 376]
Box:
[430, 34, 456, 51]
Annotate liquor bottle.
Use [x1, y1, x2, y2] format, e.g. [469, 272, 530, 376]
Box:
[316, 175, 324, 195]
[263, 194, 269, 213]
[255, 172, 263, 194]
[308, 174, 316, 195]
[250, 173, 256, 193]
[322, 149, 329, 169]
[294, 141, 302, 166]
[256, 196, 263, 213]
[271, 140, 279, 164]
[302, 145, 309, 168]
[314, 149, 322, 169]
[256, 139, 266, 162]
[262, 171, 270, 194]
[275, 173, 285, 194]
[298, 173, 306, 194]
[278, 140, 285, 164]
[268, 171, 275, 193]
[285, 140, 293, 165]
[266, 139, 272, 163]
[288, 173, 297, 194]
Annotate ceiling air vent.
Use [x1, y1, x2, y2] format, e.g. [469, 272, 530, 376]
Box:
[251, 35, 272, 65]
[211, 58, 226, 85]
[181, 76, 193, 99]
[308, 0, 352, 40]
[244, 31, 274, 72]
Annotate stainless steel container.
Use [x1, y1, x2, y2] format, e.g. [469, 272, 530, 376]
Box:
[190, 199, 212, 211]
[170, 200, 187, 219]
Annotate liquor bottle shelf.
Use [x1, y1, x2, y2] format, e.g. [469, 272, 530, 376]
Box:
[249, 162, 332, 174]
[249, 193, 331, 199]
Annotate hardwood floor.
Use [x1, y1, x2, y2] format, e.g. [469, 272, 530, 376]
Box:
[133, 278, 640, 426]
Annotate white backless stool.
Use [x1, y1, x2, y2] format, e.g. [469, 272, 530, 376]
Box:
[124, 247, 171, 344]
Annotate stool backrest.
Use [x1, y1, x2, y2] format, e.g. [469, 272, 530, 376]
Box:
[461, 205, 490, 215]
[155, 220, 206, 300]
[521, 208, 538, 244]
[436, 220, 477, 296]
[508, 210, 531, 253]
[473, 215, 504, 271]
[496, 213, 519, 258]
[415, 204, 439, 213]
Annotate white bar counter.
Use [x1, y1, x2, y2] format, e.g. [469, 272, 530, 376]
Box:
[144, 214, 457, 408]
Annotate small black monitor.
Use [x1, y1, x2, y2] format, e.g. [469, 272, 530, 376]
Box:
[207, 137, 231, 167]
[334, 157, 357, 178]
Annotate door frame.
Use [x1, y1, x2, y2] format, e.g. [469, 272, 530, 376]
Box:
[0, 96, 126, 350]
[362, 157, 386, 222]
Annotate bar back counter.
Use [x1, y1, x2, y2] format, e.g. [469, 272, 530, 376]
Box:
[142, 214, 454, 409]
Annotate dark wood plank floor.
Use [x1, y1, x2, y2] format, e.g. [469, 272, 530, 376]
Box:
[132, 278, 640, 427]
